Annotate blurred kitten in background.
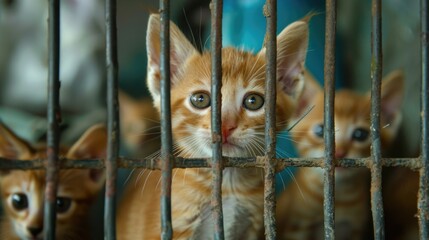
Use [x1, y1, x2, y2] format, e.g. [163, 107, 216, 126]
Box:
[119, 91, 160, 157]
[0, 122, 107, 240]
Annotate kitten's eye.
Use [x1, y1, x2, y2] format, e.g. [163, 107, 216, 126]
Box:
[11, 193, 28, 211]
[313, 124, 324, 138]
[56, 197, 72, 214]
[243, 93, 264, 111]
[190, 92, 211, 109]
[352, 128, 370, 142]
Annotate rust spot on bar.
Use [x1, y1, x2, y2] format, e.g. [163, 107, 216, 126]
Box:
[44, 181, 56, 202]
[212, 133, 222, 143]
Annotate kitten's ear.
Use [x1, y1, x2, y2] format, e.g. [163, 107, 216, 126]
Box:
[67, 124, 107, 191]
[258, 19, 309, 100]
[67, 124, 107, 159]
[146, 14, 198, 104]
[293, 72, 322, 120]
[0, 122, 35, 176]
[0, 122, 34, 160]
[379, 70, 405, 134]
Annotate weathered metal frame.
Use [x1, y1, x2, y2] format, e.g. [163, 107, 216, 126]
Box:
[323, 0, 336, 238]
[44, 0, 61, 239]
[0, 0, 427, 239]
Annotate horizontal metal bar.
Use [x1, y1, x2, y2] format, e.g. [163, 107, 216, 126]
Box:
[0, 157, 422, 170]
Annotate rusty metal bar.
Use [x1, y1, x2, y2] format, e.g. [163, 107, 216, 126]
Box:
[419, 0, 429, 238]
[210, 0, 225, 239]
[370, 0, 385, 239]
[263, 0, 277, 239]
[105, 0, 119, 239]
[159, 0, 173, 239]
[323, 0, 336, 239]
[0, 157, 424, 170]
[370, 3, 385, 237]
[44, 0, 61, 239]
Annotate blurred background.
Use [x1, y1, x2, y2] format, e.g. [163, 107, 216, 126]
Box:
[0, 0, 422, 239]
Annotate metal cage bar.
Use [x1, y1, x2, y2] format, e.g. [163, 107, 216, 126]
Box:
[370, 0, 385, 239]
[105, 0, 120, 239]
[419, 0, 429, 238]
[323, 0, 336, 239]
[0, 156, 423, 170]
[44, 0, 61, 239]
[263, 1, 278, 239]
[159, 1, 174, 239]
[210, 0, 225, 239]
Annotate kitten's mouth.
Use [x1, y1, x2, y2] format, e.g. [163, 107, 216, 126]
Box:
[221, 142, 245, 156]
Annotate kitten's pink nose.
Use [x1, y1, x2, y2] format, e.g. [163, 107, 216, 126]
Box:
[335, 148, 347, 158]
[222, 125, 237, 143]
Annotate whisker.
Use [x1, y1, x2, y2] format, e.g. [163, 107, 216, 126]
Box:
[287, 169, 307, 204]
[278, 172, 287, 191]
[124, 168, 136, 187]
[287, 105, 315, 132]
[182, 8, 197, 48]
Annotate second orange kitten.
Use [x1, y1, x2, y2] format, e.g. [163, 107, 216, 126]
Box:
[276, 71, 404, 239]
[0, 123, 107, 240]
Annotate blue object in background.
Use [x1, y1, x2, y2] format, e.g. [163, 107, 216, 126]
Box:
[223, 0, 343, 194]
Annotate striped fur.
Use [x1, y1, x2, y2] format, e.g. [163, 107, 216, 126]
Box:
[276, 71, 404, 239]
[117, 14, 310, 240]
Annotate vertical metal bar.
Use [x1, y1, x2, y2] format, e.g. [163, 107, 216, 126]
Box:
[105, 0, 119, 239]
[159, 1, 173, 239]
[370, 0, 385, 239]
[44, 0, 60, 239]
[419, 0, 429, 238]
[210, 0, 225, 239]
[263, 0, 277, 239]
[323, 0, 336, 239]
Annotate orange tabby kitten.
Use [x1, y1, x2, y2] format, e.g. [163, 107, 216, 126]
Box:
[119, 91, 160, 157]
[117, 14, 309, 239]
[0, 122, 107, 240]
[276, 70, 404, 239]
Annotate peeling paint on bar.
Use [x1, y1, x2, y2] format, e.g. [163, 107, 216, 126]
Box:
[419, 0, 429, 238]
[370, 0, 385, 239]
[263, 0, 277, 239]
[44, 0, 61, 239]
[323, 0, 336, 239]
[209, 0, 225, 239]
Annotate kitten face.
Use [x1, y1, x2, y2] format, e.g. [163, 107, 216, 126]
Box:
[146, 14, 310, 158]
[0, 123, 107, 240]
[292, 71, 404, 181]
[170, 49, 275, 158]
[297, 91, 371, 158]
[1, 170, 86, 240]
